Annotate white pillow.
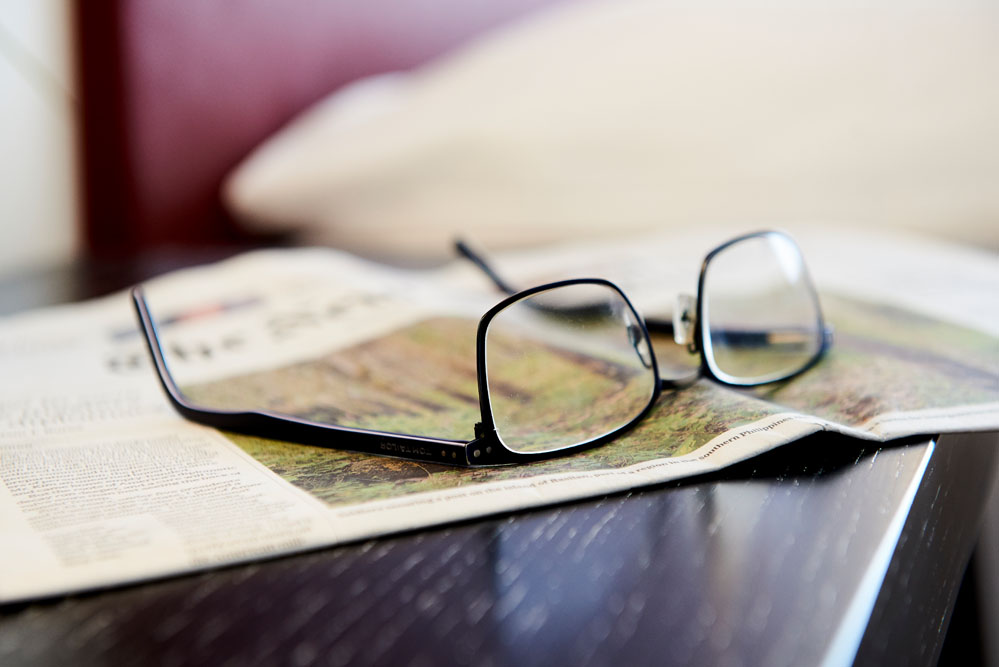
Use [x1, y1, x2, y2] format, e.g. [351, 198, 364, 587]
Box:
[224, 0, 999, 260]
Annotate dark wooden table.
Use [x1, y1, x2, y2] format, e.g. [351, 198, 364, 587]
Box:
[1, 256, 996, 667]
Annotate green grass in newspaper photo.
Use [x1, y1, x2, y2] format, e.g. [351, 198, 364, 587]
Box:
[182, 293, 998, 507]
[183, 317, 782, 505]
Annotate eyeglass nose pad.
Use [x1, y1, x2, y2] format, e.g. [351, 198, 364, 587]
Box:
[626, 321, 654, 370]
[673, 294, 697, 346]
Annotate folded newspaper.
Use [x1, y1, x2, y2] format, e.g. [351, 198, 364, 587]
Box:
[1, 226, 996, 603]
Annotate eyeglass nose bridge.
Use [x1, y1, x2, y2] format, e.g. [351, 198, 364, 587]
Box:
[673, 293, 697, 349]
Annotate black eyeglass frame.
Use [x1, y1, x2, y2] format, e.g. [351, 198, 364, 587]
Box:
[457, 229, 832, 390]
[131, 278, 662, 468]
[694, 230, 832, 386]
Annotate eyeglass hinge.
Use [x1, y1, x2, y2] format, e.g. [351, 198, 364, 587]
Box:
[823, 325, 835, 346]
[468, 424, 498, 464]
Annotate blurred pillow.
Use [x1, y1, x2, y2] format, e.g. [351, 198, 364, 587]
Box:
[223, 0, 999, 260]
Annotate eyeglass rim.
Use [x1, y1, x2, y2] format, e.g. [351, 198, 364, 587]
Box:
[474, 277, 662, 459]
[131, 277, 660, 468]
[694, 230, 831, 387]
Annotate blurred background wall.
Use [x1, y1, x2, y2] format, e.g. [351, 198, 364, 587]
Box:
[0, 0, 79, 279]
[1, 1, 993, 281]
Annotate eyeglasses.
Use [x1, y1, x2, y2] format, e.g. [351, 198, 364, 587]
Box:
[132, 230, 829, 467]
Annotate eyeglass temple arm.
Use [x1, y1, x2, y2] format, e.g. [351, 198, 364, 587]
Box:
[456, 238, 680, 333]
[130, 288, 479, 466]
[454, 239, 521, 295]
[698, 326, 835, 347]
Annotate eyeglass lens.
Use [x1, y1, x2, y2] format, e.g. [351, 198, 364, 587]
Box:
[701, 234, 823, 385]
[484, 283, 657, 454]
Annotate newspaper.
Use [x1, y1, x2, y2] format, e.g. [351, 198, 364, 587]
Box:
[1, 228, 997, 603]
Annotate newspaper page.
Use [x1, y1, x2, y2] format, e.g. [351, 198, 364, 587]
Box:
[1, 229, 997, 603]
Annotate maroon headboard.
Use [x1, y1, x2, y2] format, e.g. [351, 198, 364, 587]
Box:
[76, 0, 571, 258]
